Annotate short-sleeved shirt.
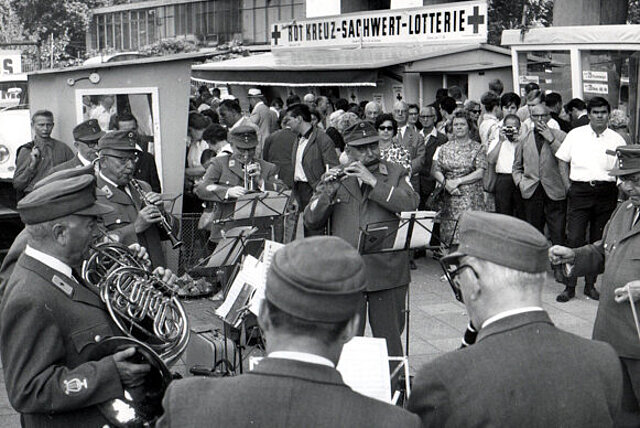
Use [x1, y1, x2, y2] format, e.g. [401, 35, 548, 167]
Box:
[555, 125, 623, 182]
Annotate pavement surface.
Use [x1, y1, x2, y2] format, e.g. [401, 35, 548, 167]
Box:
[0, 255, 599, 427]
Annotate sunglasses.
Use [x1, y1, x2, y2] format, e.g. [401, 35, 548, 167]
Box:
[470, 110, 481, 114]
[378, 126, 394, 131]
[420, 115, 436, 119]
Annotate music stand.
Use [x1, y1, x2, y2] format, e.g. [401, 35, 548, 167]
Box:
[357, 211, 436, 359]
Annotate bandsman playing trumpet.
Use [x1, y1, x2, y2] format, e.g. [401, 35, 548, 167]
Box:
[0, 173, 176, 427]
[96, 130, 171, 267]
[195, 126, 283, 232]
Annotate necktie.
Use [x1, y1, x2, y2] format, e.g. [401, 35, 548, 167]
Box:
[633, 208, 640, 229]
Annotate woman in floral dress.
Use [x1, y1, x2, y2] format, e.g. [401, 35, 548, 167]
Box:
[432, 111, 486, 247]
[375, 113, 412, 172]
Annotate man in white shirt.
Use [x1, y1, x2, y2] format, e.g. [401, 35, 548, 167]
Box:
[555, 96, 624, 302]
[408, 211, 622, 427]
[158, 236, 420, 428]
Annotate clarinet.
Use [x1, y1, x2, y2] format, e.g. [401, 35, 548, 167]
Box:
[129, 179, 183, 249]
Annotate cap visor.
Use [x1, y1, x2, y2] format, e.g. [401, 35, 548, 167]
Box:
[346, 135, 381, 146]
[609, 167, 640, 176]
[74, 202, 114, 217]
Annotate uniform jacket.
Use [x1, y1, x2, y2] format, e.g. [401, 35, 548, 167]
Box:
[573, 201, 640, 359]
[262, 128, 296, 188]
[13, 139, 74, 196]
[157, 357, 420, 428]
[291, 127, 339, 187]
[194, 155, 283, 225]
[408, 311, 622, 427]
[304, 160, 419, 291]
[250, 102, 273, 156]
[51, 155, 83, 173]
[512, 128, 568, 201]
[0, 254, 123, 427]
[96, 175, 166, 267]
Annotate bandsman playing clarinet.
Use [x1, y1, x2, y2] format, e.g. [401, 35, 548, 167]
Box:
[96, 130, 171, 267]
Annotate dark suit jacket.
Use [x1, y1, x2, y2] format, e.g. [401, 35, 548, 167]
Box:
[291, 127, 339, 187]
[397, 126, 426, 174]
[263, 128, 296, 188]
[572, 201, 640, 359]
[0, 254, 123, 427]
[408, 311, 622, 427]
[135, 151, 162, 193]
[419, 130, 448, 177]
[573, 114, 590, 128]
[512, 128, 568, 201]
[304, 160, 419, 291]
[157, 358, 420, 428]
[96, 175, 166, 267]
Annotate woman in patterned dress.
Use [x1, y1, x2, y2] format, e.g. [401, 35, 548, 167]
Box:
[374, 113, 412, 172]
[432, 111, 487, 247]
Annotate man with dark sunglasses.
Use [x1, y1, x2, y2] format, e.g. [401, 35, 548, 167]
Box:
[409, 211, 622, 427]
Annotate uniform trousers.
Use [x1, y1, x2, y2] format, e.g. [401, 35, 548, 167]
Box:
[494, 173, 525, 220]
[418, 174, 441, 247]
[566, 181, 617, 288]
[357, 285, 408, 358]
[523, 185, 566, 245]
[293, 181, 324, 237]
[618, 357, 640, 427]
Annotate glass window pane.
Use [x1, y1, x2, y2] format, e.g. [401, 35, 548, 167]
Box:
[106, 14, 114, 49]
[131, 12, 139, 49]
[516, 50, 572, 103]
[123, 12, 130, 50]
[139, 11, 147, 45]
[97, 15, 105, 50]
[114, 12, 122, 50]
[148, 9, 156, 42]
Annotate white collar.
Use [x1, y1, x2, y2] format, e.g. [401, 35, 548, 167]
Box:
[231, 116, 245, 129]
[481, 307, 544, 329]
[268, 351, 335, 368]
[216, 142, 233, 157]
[99, 170, 119, 188]
[24, 245, 73, 279]
[424, 127, 437, 139]
[78, 152, 91, 166]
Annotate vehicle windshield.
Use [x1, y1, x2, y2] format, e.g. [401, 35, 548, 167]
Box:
[0, 81, 28, 109]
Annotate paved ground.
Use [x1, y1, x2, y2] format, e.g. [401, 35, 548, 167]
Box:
[0, 255, 598, 427]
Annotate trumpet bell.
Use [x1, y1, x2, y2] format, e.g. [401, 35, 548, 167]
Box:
[88, 336, 171, 428]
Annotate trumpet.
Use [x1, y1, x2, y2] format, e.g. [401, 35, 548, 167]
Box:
[129, 179, 183, 249]
[243, 162, 259, 191]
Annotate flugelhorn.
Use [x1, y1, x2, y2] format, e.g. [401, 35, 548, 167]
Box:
[129, 179, 183, 248]
[243, 162, 259, 191]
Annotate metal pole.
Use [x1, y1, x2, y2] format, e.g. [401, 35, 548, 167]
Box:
[49, 34, 53, 68]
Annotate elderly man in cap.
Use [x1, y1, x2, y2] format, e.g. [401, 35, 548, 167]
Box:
[51, 119, 104, 173]
[157, 236, 420, 428]
[304, 121, 419, 375]
[0, 173, 176, 427]
[96, 129, 168, 267]
[409, 211, 622, 427]
[550, 145, 640, 425]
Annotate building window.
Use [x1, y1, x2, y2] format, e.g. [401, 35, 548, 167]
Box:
[516, 50, 572, 104]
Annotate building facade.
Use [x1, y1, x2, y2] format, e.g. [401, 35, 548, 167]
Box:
[87, 0, 305, 52]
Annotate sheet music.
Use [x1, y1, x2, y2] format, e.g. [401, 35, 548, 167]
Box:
[392, 211, 435, 250]
[248, 241, 285, 316]
[215, 256, 264, 326]
[337, 337, 392, 403]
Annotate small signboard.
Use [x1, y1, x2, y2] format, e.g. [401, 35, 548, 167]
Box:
[583, 82, 609, 95]
[583, 70, 608, 82]
[0, 50, 21, 74]
[270, 0, 488, 49]
[519, 75, 540, 85]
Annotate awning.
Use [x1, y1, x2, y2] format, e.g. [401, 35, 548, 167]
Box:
[502, 24, 640, 46]
[191, 43, 486, 87]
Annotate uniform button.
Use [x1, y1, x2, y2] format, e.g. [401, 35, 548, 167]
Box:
[94, 335, 101, 342]
[115, 219, 121, 224]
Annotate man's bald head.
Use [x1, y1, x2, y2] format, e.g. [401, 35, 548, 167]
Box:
[393, 101, 408, 125]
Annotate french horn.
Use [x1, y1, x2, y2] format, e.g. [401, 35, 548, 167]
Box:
[82, 242, 190, 427]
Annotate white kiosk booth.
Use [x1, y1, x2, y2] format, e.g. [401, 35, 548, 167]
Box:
[502, 25, 640, 140]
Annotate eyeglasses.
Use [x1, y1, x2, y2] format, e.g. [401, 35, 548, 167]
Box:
[531, 114, 550, 119]
[470, 109, 481, 114]
[408, 112, 419, 116]
[420, 115, 436, 119]
[378, 126, 394, 131]
[439, 260, 479, 303]
[104, 153, 138, 165]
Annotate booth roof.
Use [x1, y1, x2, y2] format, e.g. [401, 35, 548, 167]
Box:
[502, 24, 640, 46]
[191, 43, 500, 87]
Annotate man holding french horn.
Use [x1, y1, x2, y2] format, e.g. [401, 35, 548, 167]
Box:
[0, 172, 178, 427]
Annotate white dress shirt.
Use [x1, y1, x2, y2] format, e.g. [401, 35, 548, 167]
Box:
[555, 125, 623, 182]
[24, 245, 73, 279]
[268, 351, 334, 368]
[481, 307, 545, 329]
[294, 137, 310, 182]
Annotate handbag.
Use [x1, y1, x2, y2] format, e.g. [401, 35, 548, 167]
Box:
[425, 182, 445, 210]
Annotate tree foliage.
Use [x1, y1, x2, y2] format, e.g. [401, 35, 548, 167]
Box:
[488, 0, 554, 45]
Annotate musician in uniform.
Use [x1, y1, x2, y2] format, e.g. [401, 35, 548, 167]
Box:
[194, 126, 283, 236]
[0, 174, 157, 427]
[96, 130, 168, 267]
[157, 236, 421, 428]
[304, 121, 419, 375]
[51, 119, 104, 173]
[549, 145, 640, 425]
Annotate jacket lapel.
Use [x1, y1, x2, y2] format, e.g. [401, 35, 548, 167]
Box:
[97, 176, 133, 206]
[617, 202, 640, 243]
[301, 128, 318, 162]
[227, 155, 245, 182]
